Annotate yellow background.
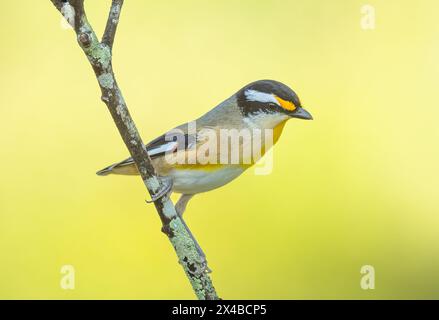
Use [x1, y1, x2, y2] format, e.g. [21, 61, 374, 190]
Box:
[1, 0, 438, 299]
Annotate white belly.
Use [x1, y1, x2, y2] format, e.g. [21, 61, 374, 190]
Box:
[169, 165, 246, 194]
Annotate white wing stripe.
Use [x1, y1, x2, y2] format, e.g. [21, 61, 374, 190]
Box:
[147, 141, 178, 156]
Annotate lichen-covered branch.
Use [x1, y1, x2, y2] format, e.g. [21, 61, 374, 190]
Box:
[50, 0, 219, 300]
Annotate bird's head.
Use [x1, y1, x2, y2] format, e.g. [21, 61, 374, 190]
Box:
[236, 80, 312, 128]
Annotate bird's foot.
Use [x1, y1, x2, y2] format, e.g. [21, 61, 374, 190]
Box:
[145, 178, 173, 203]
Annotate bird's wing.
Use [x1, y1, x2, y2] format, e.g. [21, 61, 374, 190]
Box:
[96, 126, 200, 175]
[146, 131, 194, 159]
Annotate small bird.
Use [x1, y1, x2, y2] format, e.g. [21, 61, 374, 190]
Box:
[97, 80, 312, 261]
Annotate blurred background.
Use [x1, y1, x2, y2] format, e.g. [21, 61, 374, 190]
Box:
[1, 0, 438, 299]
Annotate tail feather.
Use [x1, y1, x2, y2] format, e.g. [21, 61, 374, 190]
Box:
[97, 135, 179, 176]
[96, 157, 135, 176]
[96, 164, 116, 176]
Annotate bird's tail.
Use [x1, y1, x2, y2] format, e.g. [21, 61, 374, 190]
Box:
[96, 157, 135, 176]
[96, 164, 116, 176]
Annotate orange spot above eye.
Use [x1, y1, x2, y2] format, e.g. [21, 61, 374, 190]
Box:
[275, 96, 296, 111]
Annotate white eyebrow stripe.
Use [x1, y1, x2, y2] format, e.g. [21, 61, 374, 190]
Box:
[244, 89, 280, 105]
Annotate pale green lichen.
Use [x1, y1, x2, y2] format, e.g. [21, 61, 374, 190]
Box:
[168, 217, 217, 299]
[146, 176, 160, 191]
[77, 17, 111, 69]
[169, 218, 203, 265]
[115, 103, 138, 139]
[89, 44, 111, 69]
[110, 3, 121, 24]
[162, 199, 178, 219]
[61, 3, 75, 28]
[98, 73, 114, 89]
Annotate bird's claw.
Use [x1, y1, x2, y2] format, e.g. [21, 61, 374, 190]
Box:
[145, 179, 173, 203]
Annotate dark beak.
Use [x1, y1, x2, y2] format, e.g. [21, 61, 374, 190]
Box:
[290, 107, 313, 120]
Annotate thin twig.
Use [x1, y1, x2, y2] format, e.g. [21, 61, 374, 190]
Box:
[50, 0, 219, 300]
[102, 0, 123, 50]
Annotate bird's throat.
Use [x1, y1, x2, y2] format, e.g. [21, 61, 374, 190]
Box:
[272, 119, 288, 145]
